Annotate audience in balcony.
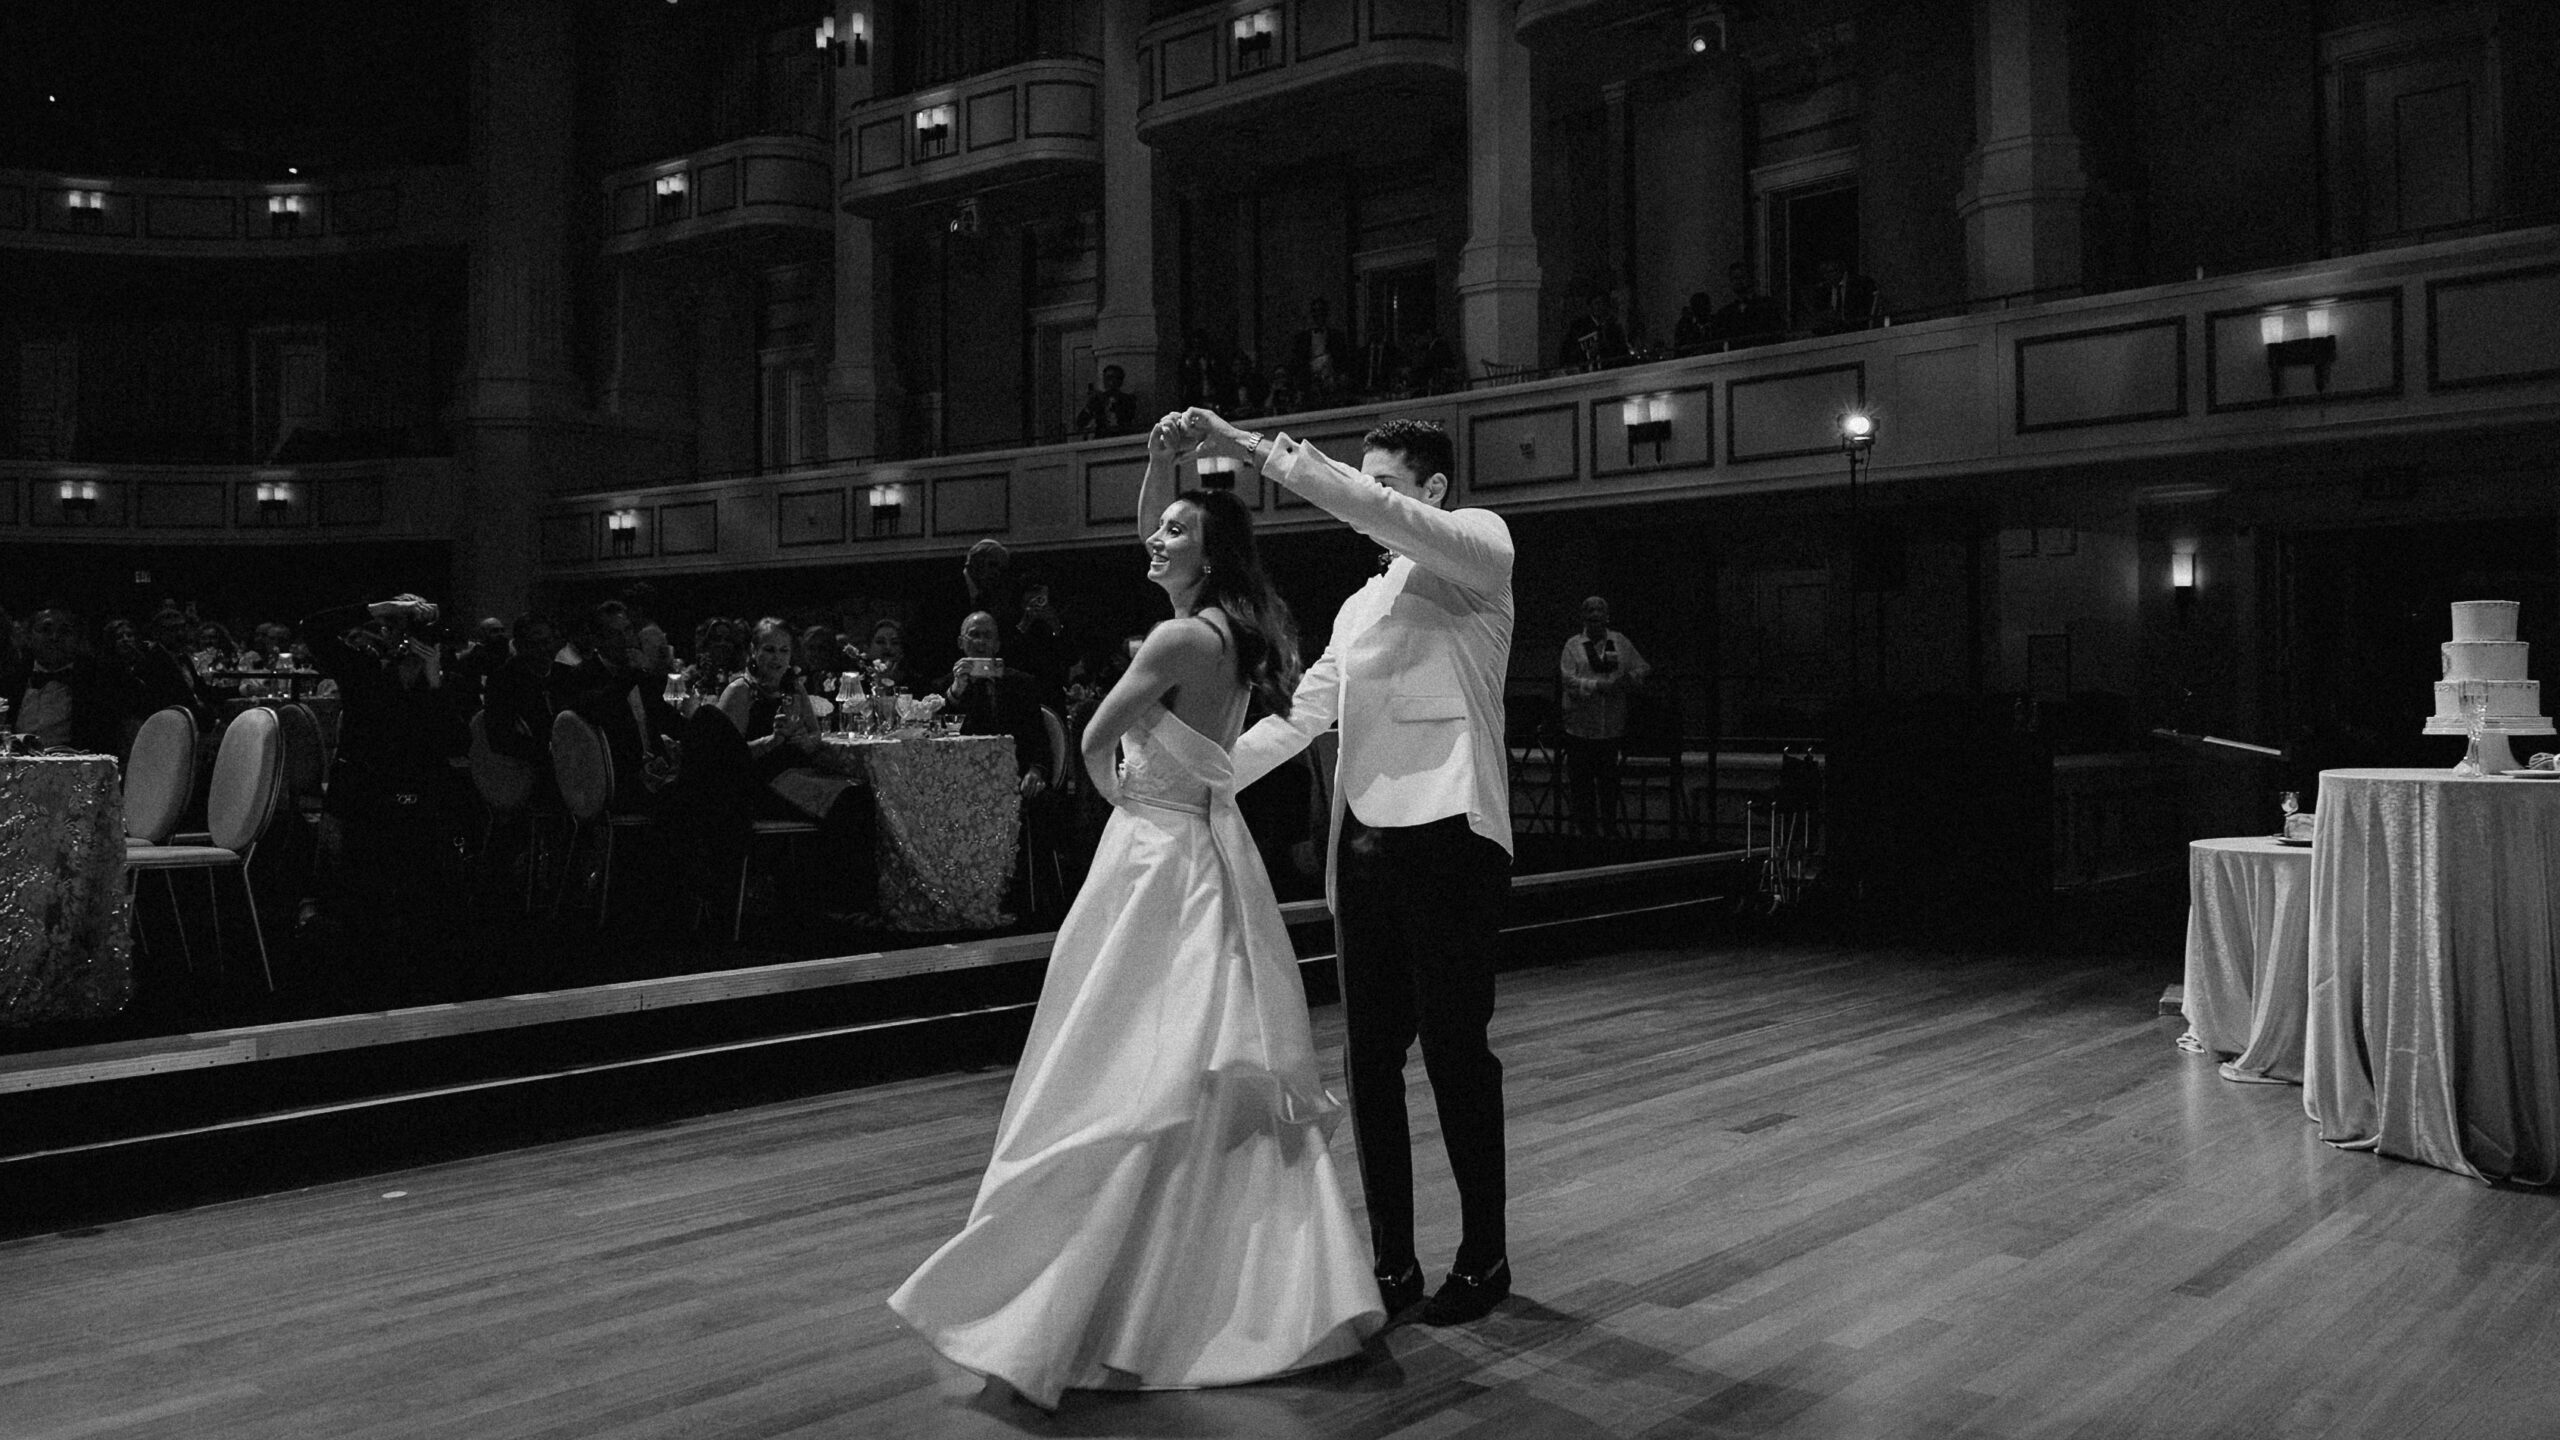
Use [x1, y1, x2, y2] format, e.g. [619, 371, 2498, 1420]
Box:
[1176, 330, 1232, 411]
[1288, 297, 1354, 406]
[1670, 291, 1718, 356]
[1803, 256, 1882, 336]
[1075, 364, 1142, 440]
[1561, 289, 1633, 371]
[1713, 263, 1787, 349]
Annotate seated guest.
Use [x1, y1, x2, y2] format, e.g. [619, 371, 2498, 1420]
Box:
[940, 610, 1051, 800]
[449, 615, 511, 711]
[1803, 256, 1881, 335]
[1712, 262, 1786, 347]
[120, 606, 213, 729]
[689, 617, 870, 912]
[1560, 289, 1632, 370]
[481, 612, 562, 768]
[796, 620, 846, 698]
[1670, 291, 1717, 354]
[691, 616, 748, 692]
[3, 603, 138, 754]
[718, 619, 825, 766]
[552, 599, 678, 806]
[858, 618, 914, 694]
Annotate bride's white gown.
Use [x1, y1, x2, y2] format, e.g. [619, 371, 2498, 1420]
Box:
[888, 704, 1383, 1407]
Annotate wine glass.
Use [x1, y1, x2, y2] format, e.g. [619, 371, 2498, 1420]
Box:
[2278, 790, 2299, 832]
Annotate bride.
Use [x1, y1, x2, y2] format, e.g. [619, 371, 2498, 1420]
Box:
[887, 411, 1384, 1407]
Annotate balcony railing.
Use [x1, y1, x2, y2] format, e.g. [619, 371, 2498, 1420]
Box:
[533, 224, 2560, 580]
[0, 167, 470, 258]
[1135, 0, 1462, 149]
[601, 136, 833, 257]
[838, 57, 1103, 215]
[1, 458, 459, 543]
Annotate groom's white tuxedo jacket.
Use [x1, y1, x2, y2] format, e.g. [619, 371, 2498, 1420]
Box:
[1231, 433, 1515, 904]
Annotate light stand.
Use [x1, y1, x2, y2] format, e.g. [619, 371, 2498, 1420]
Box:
[1838, 410, 1877, 695]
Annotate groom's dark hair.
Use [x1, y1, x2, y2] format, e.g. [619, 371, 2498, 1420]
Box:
[1363, 418, 1454, 504]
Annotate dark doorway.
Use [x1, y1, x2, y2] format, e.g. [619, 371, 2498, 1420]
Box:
[1770, 183, 1858, 327]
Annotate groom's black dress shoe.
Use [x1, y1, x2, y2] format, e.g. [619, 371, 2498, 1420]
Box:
[1375, 1261, 1425, 1316]
[1420, 1257, 1510, 1325]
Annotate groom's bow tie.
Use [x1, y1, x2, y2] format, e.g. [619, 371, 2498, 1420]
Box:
[1375, 549, 1397, 575]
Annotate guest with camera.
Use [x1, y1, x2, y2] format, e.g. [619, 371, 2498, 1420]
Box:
[941, 611, 1052, 801]
[1558, 595, 1651, 838]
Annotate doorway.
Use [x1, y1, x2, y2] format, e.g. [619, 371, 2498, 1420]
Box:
[1768, 182, 1859, 327]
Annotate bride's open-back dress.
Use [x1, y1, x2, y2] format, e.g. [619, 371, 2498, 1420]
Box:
[888, 702, 1383, 1407]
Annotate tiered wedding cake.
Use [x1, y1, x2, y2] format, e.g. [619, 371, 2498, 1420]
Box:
[2425, 600, 2553, 773]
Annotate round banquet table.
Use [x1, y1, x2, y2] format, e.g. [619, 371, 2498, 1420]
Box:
[0, 753, 135, 1025]
[2181, 836, 2313, 1084]
[2306, 767, 2560, 1184]
[809, 733, 1019, 931]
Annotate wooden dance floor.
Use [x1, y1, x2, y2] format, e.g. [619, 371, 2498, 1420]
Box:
[7, 921, 2559, 1439]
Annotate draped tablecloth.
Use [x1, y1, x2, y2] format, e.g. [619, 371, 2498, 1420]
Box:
[2307, 768, 2560, 1184]
[811, 733, 1018, 931]
[0, 754, 134, 1025]
[2182, 836, 2313, 1084]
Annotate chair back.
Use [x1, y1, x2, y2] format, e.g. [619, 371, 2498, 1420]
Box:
[549, 710, 614, 821]
[207, 705, 285, 853]
[469, 710, 536, 813]
[1040, 707, 1069, 789]
[277, 702, 326, 805]
[123, 706, 198, 843]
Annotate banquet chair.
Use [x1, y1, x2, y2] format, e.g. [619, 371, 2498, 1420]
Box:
[731, 817, 823, 941]
[1017, 707, 1071, 917]
[468, 710, 550, 908]
[126, 705, 284, 991]
[121, 706, 200, 964]
[549, 710, 655, 928]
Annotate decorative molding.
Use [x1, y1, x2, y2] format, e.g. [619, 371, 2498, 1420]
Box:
[2204, 289, 2401, 413]
[2014, 320, 2185, 434]
[2427, 263, 2560, 392]
[1468, 404, 1580, 489]
[1728, 363, 1865, 462]
[656, 500, 718, 557]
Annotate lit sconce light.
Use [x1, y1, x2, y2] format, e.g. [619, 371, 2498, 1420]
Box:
[1232, 8, 1279, 73]
[1195, 453, 1243, 490]
[266, 192, 304, 237]
[846, 11, 869, 65]
[1687, 5, 1731, 54]
[652, 172, 689, 223]
[57, 477, 102, 518]
[2170, 551, 2197, 591]
[867, 481, 907, 535]
[816, 13, 842, 66]
[254, 477, 296, 520]
[1621, 393, 1673, 462]
[2261, 303, 2339, 395]
[606, 508, 641, 554]
[915, 104, 955, 158]
[65, 188, 106, 232]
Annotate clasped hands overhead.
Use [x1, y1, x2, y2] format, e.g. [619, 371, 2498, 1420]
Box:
[1148, 408, 1256, 464]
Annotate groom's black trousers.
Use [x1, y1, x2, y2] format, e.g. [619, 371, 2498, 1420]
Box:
[1333, 812, 1509, 1273]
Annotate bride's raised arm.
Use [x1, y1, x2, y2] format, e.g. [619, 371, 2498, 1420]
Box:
[1137, 410, 1185, 546]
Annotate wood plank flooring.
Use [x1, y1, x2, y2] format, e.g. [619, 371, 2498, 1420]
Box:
[5, 922, 2557, 1439]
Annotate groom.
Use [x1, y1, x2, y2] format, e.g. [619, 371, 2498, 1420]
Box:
[1183, 408, 1516, 1325]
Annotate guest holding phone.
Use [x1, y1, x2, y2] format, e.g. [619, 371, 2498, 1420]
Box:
[941, 611, 1052, 800]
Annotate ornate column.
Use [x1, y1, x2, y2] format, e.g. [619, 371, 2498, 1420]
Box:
[1092, 0, 1161, 403]
[826, 0, 884, 461]
[1955, 0, 2087, 300]
[1458, 0, 1543, 376]
[459, 0, 582, 619]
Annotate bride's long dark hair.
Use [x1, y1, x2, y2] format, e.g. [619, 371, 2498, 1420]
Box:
[1176, 487, 1300, 718]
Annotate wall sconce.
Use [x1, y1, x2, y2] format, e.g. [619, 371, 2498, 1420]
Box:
[2261, 305, 2337, 395]
[1196, 453, 1243, 490]
[652, 172, 688, 223]
[915, 104, 955, 158]
[816, 14, 842, 65]
[1232, 8, 1279, 73]
[867, 482, 907, 535]
[254, 478, 296, 520]
[65, 189, 106, 233]
[266, 193, 304, 237]
[606, 508, 641, 554]
[1688, 5, 1732, 54]
[846, 12, 869, 65]
[1621, 393, 1672, 463]
[2170, 552, 2196, 590]
[57, 478, 101, 519]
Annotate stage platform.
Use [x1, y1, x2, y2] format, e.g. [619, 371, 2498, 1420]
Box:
[6, 895, 2554, 1440]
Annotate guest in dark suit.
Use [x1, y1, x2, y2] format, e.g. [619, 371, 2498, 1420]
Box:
[1288, 298, 1353, 405]
[481, 613, 562, 768]
[300, 593, 471, 943]
[1712, 262, 1787, 347]
[941, 611, 1053, 801]
[551, 599, 678, 808]
[3, 604, 138, 755]
[1804, 256, 1881, 335]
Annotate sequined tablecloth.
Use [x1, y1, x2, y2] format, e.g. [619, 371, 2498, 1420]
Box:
[0, 754, 134, 1025]
[2306, 768, 2560, 1184]
[2181, 836, 2313, 1084]
[812, 734, 1019, 931]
